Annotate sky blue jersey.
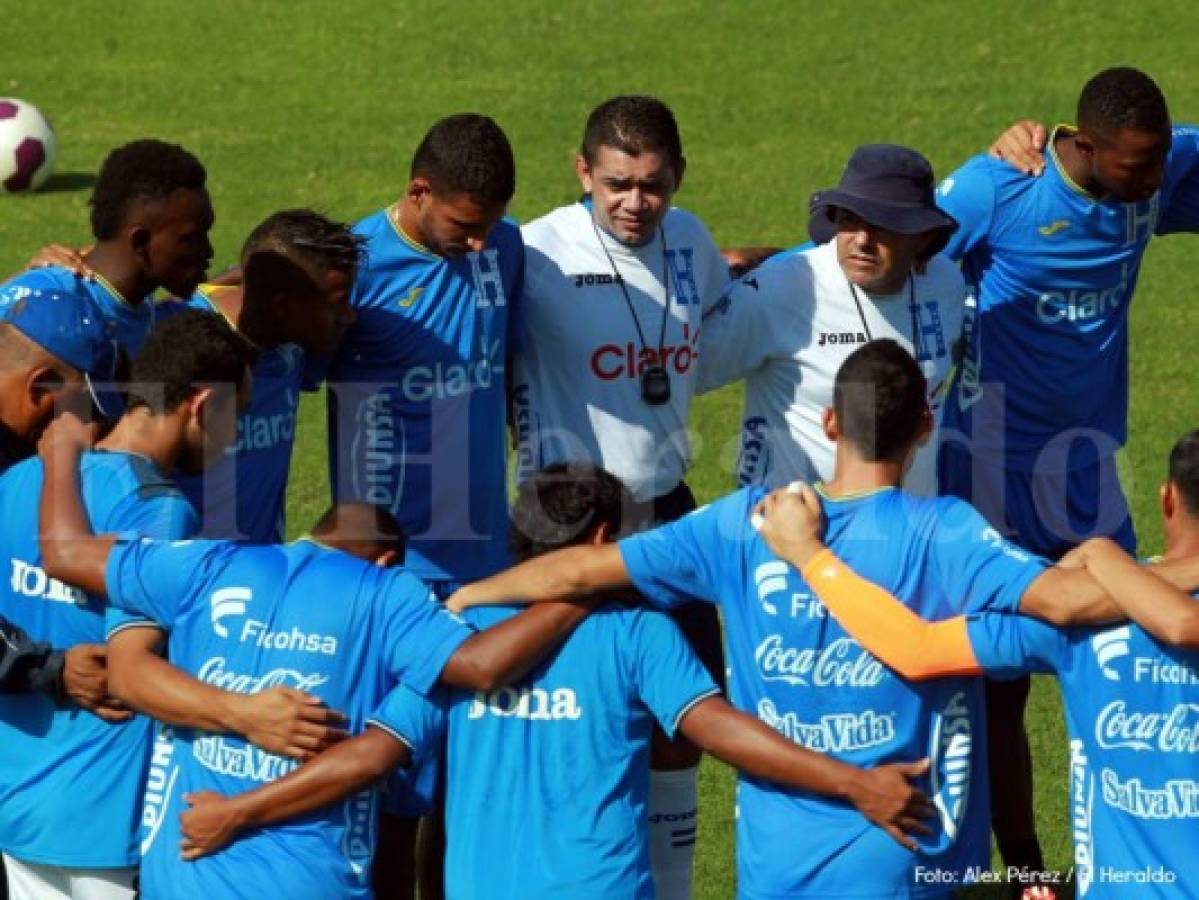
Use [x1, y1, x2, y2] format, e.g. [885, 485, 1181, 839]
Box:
[619, 486, 1047, 899]
[969, 605, 1199, 899]
[0, 450, 196, 868]
[370, 602, 719, 900]
[936, 125, 1199, 473]
[104, 537, 472, 900]
[168, 289, 304, 542]
[320, 209, 523, 582]
[1, 265, 157, 358]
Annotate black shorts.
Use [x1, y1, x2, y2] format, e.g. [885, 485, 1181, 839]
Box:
[630, 481, 726, 692]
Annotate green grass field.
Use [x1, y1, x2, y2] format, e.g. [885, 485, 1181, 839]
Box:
[5, 2, 1197, 896]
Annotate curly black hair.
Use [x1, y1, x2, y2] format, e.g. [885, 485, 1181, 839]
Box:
[241, 208, 365, 278]
[89, 139, 207, 240]
[1078, 67, 1169, 138]
[509, 461, 632, 562]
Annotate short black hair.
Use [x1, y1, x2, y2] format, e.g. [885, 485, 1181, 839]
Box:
[89, 139, 208, 240]
[241, 209, 364, 277]
[1078, 67, 1170, 140]
[410, 114, 515, 207]
[833, 339, 928, 462]
[510, 462, 632, 562]
[581, 95, 683, 173]
[1168, 430, 1199, 517]
[125, 309, 255, 413]
[310, 502, 406, 563]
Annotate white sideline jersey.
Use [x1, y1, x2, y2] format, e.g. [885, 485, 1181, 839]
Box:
[699, 240, 966, 494]
[514, 202, 728, 501]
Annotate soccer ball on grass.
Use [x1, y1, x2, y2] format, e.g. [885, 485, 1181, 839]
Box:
[0, 99, 57, 193]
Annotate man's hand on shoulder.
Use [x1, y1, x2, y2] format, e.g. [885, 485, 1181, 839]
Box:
[988, 119, 1048, 176]
[752, 481, 826, 570]
[63, 644, 133, 723]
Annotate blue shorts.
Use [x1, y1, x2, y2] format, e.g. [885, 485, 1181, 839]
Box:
[938, 444, 1136, 560]
[379, 578, 462, 818]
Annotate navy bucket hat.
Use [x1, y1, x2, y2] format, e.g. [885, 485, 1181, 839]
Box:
[808, 144, 958, 256]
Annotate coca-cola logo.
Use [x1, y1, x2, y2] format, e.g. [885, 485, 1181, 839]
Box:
[753, 635, 886, 688]
[1095, 701, 1199, 753]
[197, 656, 329, 695]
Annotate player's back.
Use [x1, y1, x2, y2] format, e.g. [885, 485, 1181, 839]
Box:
[0, 450, 193, 869]
[398, 601, 717, 900]
[114, 537, 469, 900]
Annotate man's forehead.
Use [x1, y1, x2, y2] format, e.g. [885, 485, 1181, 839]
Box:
[592, 144, 672, 179]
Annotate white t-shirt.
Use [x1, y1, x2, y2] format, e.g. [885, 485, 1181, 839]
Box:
[515, 202, 729, 501]
[698, 240, 966, 495]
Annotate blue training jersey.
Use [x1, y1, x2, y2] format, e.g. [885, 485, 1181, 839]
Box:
[0, 450, 196, 868]
[370, 602, 719, 900]
[936, 125, 1199, 473]
[168, 288, 304, 542]
[104, 537, 472, 900]
[321, 208, 523, 582]
[1, 265, 157, 358]
[619, 486, 1047, 900]
[969, 606, 1199, 899]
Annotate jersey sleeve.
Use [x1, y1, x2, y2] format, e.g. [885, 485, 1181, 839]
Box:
[626, 610, 719, 739]
[618, 490, 753, 609]
[936, 155, 997, 262]
[367, 682, 450, 765]
[377, 570, 474, 695]
[104, 538, 228, 631]
[965, 612, 1068, 680]
[1156, 124, 1199, 235]
[505, 224, 527, 356]
[928, 499, 1049, 614]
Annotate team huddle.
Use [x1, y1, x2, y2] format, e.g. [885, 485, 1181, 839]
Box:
[0, 65, 1197, 900]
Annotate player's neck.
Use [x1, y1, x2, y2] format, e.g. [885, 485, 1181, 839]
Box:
[394, 202, 438, 257]
[83, 244, 154, 305]
[208, 286, 270, 347]
[824, 445, 903, 495]
[1053, 131, 1106, 200]
[98, 409, 182, 474]
[1163, 527, 1199, 563]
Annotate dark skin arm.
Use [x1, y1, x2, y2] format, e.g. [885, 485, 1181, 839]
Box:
[180, 693, 936, 860]
[180, 726, 407, 859]
[447, 544, 629, 614]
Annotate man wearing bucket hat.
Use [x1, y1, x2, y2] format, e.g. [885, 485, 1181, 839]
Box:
[0, 286, 126, 716]
[699, 143, 966, 496]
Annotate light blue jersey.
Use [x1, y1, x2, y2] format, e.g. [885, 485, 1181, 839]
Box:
[1, 265, 157, 358]
[370, 602, 719, 900]
[168, 288, 304, 542]
[104, 537, 472, 900]
[620, 486, 1047, 899]
[969, 605, 1198, 899]
[322, 208, 523, 582]
[937, 125, 1199, 473]
[0, 451, 196, 868]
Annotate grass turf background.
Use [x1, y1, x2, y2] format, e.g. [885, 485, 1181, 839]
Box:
[5, 2, 1198, 895]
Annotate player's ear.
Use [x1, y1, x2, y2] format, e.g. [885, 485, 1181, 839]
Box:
[589, 521, 612, 546]
[822, 407, 839, 442]
[1075, 131, 1098, 163]
[406, 177, 433, 208]
[574, 154, 594, 194]
[1161, 482, 1175, 522]
[22, 365, 64, 433]
[128, 223, 153, 267]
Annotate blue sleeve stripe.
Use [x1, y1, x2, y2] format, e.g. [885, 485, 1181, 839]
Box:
[668, 687, 722, 739]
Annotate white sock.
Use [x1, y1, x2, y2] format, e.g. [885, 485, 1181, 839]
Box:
[648, 766, 699, 900]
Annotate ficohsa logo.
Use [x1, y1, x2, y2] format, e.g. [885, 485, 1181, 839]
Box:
[210, 586, 251, 638]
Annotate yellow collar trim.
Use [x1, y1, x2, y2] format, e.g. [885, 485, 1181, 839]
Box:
[91, 272, 138, 308]
[1048, 124, 1104, 202]
[387, 204, 436, 258]
[814, 482, 896, 501]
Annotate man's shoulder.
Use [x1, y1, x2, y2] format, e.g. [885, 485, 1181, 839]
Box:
[920, 253, 968, 295]
[663, 206, 716, 244]
[521, 203, 587, 248]
[82, 450, 184, 506]
[488, 217, 524, 254]
[352, 207, 390, 239]
[1, 265, 81, 299]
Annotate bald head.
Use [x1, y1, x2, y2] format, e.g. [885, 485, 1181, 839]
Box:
[310, 503, 406, 566]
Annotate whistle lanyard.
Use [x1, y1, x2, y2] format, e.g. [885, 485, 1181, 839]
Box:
[592, 219, 673, 360]
[846, 273, 924, 362]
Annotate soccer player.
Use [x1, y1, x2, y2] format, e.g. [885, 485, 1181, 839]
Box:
[514, 96, 730, 896]
[315, 112, 523, 892]
[698, 144, 964, 496]
[174, 461, 933, 900]
[933, 66, 1199, 873]
[35, 453, 606, 900]
[5, 139, 213, 357]
[0, 287, 124, 716]
[0, 310, 253, 900]
[445, 340, 1198, 898]
[170, 209, 361, 542]
[754, 431, 1199, 899]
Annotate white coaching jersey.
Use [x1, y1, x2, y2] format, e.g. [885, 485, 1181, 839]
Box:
[514, 202, 728, 501]
[699, 240, 966, 495]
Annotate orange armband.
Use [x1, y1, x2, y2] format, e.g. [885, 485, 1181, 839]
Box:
[800, 549, 981, 680]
